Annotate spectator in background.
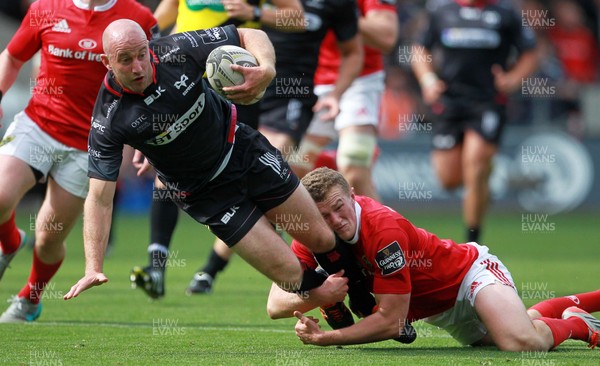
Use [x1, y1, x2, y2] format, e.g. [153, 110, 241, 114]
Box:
[548, 0, 600, 135]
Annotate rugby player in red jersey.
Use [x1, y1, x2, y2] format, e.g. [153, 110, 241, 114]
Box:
[0, 0, 158, 322]
[268, 168, 600, 351]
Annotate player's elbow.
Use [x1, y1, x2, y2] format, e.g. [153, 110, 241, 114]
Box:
[266, 300, 290, 319]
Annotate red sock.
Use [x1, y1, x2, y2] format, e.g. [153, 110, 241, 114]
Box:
[537, 317, 590, 348]
[530, 290, 600, 318]
[18, 249, 63, 304]
[0, 211, 21, 254]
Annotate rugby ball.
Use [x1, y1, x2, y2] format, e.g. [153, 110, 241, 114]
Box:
[206, 45, 265, 105]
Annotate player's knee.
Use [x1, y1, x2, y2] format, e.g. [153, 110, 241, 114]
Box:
[336, 133, 377, 169]
[493, 332, 545, 352]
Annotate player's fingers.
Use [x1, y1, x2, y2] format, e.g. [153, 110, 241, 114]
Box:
[331, 270, 344, 277]
[294, 311, 307, 322]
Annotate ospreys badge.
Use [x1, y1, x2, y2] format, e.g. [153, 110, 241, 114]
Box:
[376, 241, 405, 275]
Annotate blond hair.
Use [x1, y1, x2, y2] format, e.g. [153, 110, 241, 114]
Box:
[300, 167, 351, 202]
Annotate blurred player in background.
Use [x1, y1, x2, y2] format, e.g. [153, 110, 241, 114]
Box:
[0, 0, 158, 322]
[293, 0, 399, 202]
[268, 168, 600, 351]
[130, 0, 305, 299]
[66, 21, 377, 322]
[187, 0, 366, 296]
[411, 0, 538, 243]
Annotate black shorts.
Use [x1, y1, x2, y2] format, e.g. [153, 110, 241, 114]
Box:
[259, 89, 318, 144]
[429, 97, 506, 150]
[176, 123, 300, 246]
[235, 102, 261, 130]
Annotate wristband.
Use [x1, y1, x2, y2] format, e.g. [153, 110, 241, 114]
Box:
[419, 72, 439, 89]
[252, 6, 262, 22]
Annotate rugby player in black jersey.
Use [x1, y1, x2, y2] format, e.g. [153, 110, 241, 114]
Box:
[64, 20, 374, 317]
[411, 0, 538, 243]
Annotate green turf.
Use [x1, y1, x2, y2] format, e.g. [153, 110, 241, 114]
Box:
[1, 210, 598, 365]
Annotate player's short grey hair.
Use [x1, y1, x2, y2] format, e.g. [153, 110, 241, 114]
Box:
[301, 167, 351, 203]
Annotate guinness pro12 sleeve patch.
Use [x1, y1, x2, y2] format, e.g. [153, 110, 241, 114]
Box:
[376, 241, 406, 275]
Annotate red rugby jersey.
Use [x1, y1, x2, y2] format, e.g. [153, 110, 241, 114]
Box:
[7, 0, 158, 151]
[291, 195, 479, 320]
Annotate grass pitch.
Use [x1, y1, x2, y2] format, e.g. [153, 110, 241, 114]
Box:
[1, 209, 598, 365]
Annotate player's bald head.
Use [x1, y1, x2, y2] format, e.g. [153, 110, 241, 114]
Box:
[102, 19, 148, 57]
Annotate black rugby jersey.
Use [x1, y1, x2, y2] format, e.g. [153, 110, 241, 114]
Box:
[88, 26, 240, 194]
[263, 0, 359, 90]
[417, 0, 536, 101]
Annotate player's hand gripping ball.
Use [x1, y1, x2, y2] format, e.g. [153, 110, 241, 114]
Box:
[206, 45, 265, 105]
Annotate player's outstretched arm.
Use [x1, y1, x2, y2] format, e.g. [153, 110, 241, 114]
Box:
[64, 179, 116, 299]
[295, 293, 410, 346]
[267, 270, 349, 319]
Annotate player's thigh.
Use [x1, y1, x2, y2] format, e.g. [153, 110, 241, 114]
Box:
[462, 130, 498, 169]
[264, 183, 334, 253]
[35, 177, 84, 244]
[475, 283, 541, 350]
[232, 215, 303, 285]
[431, 146, 463, 187]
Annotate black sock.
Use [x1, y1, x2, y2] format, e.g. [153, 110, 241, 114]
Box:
[150, 197, 179, 246]
[467, 227, 480, 243]
[200, 249, 229, 278]
[313, 238, 376, 317]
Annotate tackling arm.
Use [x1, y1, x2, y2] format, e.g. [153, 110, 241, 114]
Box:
[295, 293, 410, 346]
[267, 271, 349, 319]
